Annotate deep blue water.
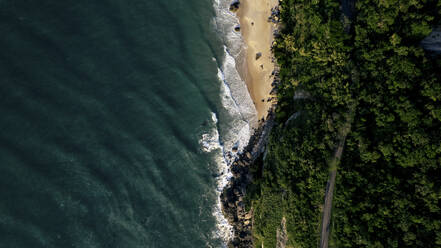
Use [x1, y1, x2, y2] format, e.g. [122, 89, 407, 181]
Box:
[0, 1, 228, 247]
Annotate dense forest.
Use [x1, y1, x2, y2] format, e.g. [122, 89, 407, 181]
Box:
[246, 0, 441, 247]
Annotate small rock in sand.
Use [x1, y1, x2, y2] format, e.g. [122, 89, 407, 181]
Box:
[234, 25, 241, 32]
[255, 52, 262, 60]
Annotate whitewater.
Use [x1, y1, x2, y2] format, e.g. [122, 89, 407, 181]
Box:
[199, 0, 258, 246]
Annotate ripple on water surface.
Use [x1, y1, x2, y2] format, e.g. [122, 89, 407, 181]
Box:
[0, 0, 229, 247]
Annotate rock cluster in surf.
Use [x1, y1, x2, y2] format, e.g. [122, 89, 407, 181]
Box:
[220, 110, 275, 248]
[229, 0, 240, 12]
[219, 1, 282, 247]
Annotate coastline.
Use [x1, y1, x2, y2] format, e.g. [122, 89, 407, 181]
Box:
[236, 0, 279, 120]
[218, 0, 441, 247]
[221, 111, 275, 247]
[220, 0, 280, 246]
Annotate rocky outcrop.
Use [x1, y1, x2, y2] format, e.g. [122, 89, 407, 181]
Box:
[221, 110, 276, 248]
[221, 2, 281, 245]
[221, 158, 253, 248]
[229, 0, 241, 12]
[268, 6, 280, 24]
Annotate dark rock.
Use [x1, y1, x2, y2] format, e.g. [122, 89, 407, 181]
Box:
[229, 0, 240, 12]
[270, 87, 278, 95]
[233, 188, 240, 195]
[220, 109, 277, 247]
[237, 201, 244, 211]
[232, 170, 240, 178]
[234, 25, 241, 32]
[255, 52, 262, 60]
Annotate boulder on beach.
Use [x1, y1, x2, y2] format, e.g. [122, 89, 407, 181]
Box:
[234, 25, 241, 32]
[229, 0, 240, 12]
[255, 52, 262, 60]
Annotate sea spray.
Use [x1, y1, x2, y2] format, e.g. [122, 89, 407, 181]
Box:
[199, 113, 233, 245]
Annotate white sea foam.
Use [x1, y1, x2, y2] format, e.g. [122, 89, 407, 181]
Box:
[217, 64, 254, 154]
[212, 0, 244, 57]
[200, 114, 222, 153]
[206, 58, 255, 245]
[201, 0, 259, 246]
[199, 112, 234, 245]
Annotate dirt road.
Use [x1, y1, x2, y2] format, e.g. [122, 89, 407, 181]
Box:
[319, 136, 346, 248]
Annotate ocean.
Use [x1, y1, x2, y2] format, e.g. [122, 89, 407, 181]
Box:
[0, 0, 256, 247]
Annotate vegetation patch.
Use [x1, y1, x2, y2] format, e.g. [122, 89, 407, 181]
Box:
[247, 0, 441, 247]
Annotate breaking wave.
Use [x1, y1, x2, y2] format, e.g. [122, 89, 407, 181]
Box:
[199, 112, 233, 245]
[199, 0, 258, 246]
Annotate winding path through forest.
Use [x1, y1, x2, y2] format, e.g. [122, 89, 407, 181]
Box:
[318, 1, 356, 247]
[319, 105, 353, 248]
[319, 135, 347, 248]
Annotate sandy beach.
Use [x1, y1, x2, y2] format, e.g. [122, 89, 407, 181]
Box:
[236, 0, 278, 120]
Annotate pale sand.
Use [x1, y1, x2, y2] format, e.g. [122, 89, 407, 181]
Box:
[236, 0, 278, 120]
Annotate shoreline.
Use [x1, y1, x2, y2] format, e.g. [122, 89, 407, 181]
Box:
[236, 0, 279, 121]
[220, 0, 280, 246]
[221, 111, 275, 247]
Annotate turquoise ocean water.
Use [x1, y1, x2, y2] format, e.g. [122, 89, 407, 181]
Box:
[0, 0, 257, 247]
